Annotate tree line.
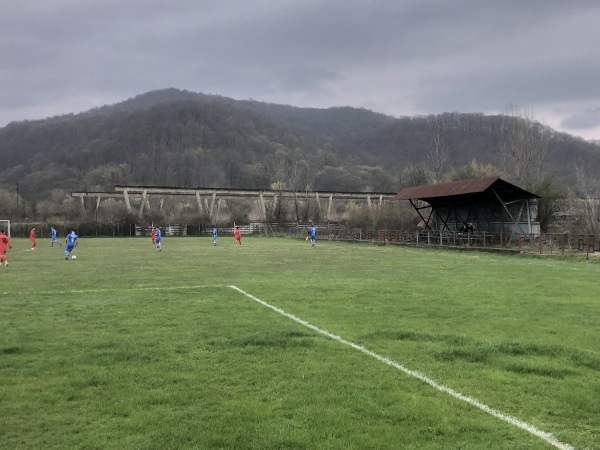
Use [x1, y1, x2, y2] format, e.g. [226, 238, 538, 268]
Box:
[1, 89, 600, 232]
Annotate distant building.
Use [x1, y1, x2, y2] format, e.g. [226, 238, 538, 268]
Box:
[390, 176, 540, 235]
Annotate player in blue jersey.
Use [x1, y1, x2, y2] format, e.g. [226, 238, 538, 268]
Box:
[155, 227, 162, 251]
[64, 231, 78, 259]
[308, 224, 316, 247]
[212, 226, 218, 246]
[50, 227, 61, 247]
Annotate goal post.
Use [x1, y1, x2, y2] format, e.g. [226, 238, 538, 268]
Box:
[0, 220, 10, 237]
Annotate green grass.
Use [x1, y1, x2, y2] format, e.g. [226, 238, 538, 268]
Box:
[1, 236, 599, 449]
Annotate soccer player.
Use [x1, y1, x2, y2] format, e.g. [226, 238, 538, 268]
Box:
[234, 226, 242, 246]
[155, 227, 162, 251]
[30, 227, 37, 251]
[308, 223, 316, 247]
[0, 229, 12, 267]
[50, 227, 61, 247]
[151, 228, 156, 245]
[64, 230, 78, 260]
[212, 226, 218, 246]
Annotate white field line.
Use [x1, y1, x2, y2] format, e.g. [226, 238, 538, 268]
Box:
[229, 285, 575, 450]
[2, 284, 223, 297]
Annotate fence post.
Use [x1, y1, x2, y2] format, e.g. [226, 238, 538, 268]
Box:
[586, 234, 590, 259]
[518, 233, 521, 252]
[483, 231, 487, 248]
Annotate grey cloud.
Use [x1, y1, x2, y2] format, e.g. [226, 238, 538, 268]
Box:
[1, 0, 600, 139]
[416, 56, 600, 114]
[560, 108, 600, 130]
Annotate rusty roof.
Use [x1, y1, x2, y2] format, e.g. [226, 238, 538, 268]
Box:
[390, 176, 539, 203]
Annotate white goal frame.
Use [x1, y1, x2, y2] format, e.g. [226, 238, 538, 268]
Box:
[0, 220, 11, 237]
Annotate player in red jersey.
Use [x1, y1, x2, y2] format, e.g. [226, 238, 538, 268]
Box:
[234, 226, 242, 246]
[30, 227, 37, 251]
[0, 230, 12, 266]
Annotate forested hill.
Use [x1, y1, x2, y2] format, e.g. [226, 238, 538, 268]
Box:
[1, 88, 600, 206]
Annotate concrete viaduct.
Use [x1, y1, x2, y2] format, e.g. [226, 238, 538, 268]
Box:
[71, 185, 397, 222]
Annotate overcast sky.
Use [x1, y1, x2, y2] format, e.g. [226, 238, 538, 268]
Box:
[2, 0, 600, 140]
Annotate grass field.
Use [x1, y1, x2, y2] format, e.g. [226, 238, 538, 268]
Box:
[1, 236, 599, 449]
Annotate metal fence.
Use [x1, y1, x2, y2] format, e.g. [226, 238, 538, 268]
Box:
[268, 223, 599, 257]
[270, 224, 600, 258]
[9, 220, 598, 257]
[371, 229, 599, 257]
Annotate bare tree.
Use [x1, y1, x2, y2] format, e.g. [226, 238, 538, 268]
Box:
[499, 104, 550, 188]
[574, 161, 600, 234]
[449, 159, 500, 181]
[499, 105, 568, 231]
[426, 116, 450, 184]
[397, 164, 429, 189]
[269, 147, 289, 188]
[268, 148, 314, 222]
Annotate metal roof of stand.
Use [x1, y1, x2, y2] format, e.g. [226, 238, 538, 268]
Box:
[391, 176, 540, 236]
[390, 176, 538, 204]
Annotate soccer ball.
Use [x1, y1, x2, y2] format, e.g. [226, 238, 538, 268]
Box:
[71, 255, 77, 260]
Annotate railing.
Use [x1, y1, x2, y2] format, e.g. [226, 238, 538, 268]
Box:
[371, 230, 599, 257]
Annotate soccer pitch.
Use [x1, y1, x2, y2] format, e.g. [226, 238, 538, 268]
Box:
[1, 236, 598, 449]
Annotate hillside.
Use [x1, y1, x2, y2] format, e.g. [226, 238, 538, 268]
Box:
[1, 88, 600, 209]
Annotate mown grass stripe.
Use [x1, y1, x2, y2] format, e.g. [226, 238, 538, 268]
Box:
[229, 284, 575, 450]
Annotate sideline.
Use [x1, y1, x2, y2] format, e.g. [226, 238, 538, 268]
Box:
[229, 284, 575, 450]
[1, 284, 223, 297]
